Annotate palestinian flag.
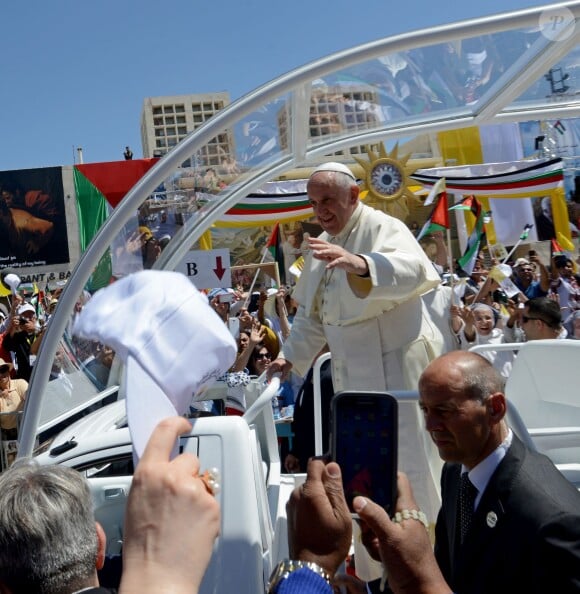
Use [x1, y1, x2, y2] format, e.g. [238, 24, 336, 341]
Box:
[73, 159, 158, 290]
[416, 191, 449, 241]
[451, 196, 485, 276]
[551, 234, 575, 265]
[551, 238, 565, 258]
[265, 223, 286, 285]
[519, 223, 534, 241]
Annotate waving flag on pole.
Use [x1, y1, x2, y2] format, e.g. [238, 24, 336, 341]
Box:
[416, 191, 449, 241]
[451, 196, 485, 275]
[265, 223, 286, 285]
[520, 223, 533, 241]
[423, 177, 446, 207]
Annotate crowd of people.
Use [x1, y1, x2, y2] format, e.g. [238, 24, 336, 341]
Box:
[1, 350, 579, 594]
[0, 161, 579, 592]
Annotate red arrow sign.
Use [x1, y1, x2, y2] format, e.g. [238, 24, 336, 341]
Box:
[213, 256, 226, 280]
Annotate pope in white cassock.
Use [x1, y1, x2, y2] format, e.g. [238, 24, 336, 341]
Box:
[269, 162, 450, 560]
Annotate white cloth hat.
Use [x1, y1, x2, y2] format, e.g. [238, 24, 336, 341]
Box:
[73, 270, 237, 458]
[17, 303, 36, 316]
[311, 162, 356, 180]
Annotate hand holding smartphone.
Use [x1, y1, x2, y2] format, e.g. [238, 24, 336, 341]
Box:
[330, 391, 398, 517]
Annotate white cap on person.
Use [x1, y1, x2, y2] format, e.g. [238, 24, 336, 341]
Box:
[72, 270, 237, 459]
[310, 162, 356, 181]
[17, 303, 36, 316]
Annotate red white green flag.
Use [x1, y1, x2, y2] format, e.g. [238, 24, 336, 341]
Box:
[265, 223, 286, 285]
[450, 196, 485, 276]
[416, 191, 449, 241]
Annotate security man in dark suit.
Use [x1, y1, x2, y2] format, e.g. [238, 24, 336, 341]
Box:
[418, 350, 580, 594]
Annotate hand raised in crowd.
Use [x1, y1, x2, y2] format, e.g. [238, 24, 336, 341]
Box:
[355, 473, 450, 594]
[120, 417, 220, 594]
[249, 320, 265, 345]
[124, 229, 148, 255]
[286, 458, 352, 578]
[275, 286, 288, 309]
[10, 293, 23, 312]
[267, 356, 293, 381]
[308, 237, 369, 277]
[449, 304, 474, 336]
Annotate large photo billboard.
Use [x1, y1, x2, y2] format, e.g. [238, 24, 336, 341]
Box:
[0, 167, 69, 270]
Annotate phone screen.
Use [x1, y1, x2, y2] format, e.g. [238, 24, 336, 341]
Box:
[331, 392, 398, 516]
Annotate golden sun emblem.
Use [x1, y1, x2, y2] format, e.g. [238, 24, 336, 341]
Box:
[354, 144, 418, 219]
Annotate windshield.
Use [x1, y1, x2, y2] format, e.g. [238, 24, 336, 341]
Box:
[17, 1, 580, 457]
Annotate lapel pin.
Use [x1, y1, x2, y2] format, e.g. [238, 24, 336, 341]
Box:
[486, 511, 498, 528]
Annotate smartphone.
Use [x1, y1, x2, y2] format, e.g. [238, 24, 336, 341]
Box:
[330, 391, 398, 517]
[219, 292, 234, 304]
[227, 316, 240, 339]
[528, 249, 536, 257]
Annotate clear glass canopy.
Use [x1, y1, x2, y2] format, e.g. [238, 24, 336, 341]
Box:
[18, 1, 580, 456]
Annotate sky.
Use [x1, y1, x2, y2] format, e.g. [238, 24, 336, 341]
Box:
[1, 0, 552, 171]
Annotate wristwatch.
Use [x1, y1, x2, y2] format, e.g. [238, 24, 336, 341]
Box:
[267, 559, 331, 593]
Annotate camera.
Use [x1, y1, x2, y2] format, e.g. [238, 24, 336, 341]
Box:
[19, 317, 30, 325]
[492, 289, 508, 305]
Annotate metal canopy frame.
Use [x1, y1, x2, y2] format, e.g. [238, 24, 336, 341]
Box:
[18, 1, 580, 456]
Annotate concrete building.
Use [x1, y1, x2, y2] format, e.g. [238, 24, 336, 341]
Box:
[140, 93, 234, 166]
[278, 86, 382, 157]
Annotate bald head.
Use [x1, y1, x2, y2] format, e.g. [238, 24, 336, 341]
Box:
[420, 351, 504, 401]
[418, 351, 508, 468]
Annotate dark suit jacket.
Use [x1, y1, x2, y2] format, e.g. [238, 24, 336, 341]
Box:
[435, 435, 580, 594]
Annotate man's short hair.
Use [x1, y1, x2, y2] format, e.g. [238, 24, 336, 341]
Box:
[458, 353, 505, 402]
[526, 297, 562, 329]
[554, 256, 572, 269]
[0, 461, 98, 594]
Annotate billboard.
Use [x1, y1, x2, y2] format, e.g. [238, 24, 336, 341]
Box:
[0, 167, 69, 270]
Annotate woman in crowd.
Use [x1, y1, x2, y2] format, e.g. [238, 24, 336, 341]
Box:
[248, 343, 295, 408]
[450, 301, 515, 377]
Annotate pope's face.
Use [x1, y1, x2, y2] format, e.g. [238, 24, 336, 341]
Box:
[307, 173, 358, 236]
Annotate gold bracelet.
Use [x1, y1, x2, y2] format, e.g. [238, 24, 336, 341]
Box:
[393, 509, 429, 530]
